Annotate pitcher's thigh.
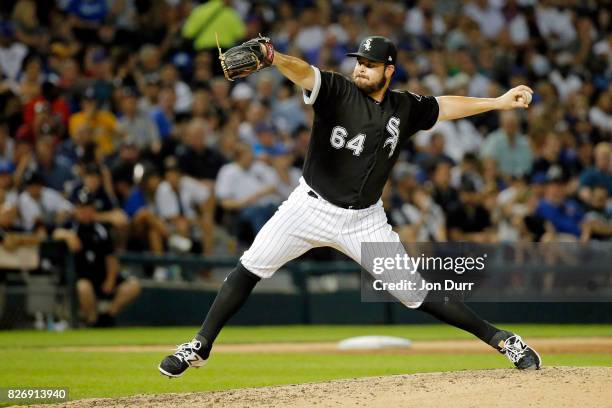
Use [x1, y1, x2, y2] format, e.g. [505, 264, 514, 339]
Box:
[240, 203, 316, 279]
[336, 221, 425, 309]
[337, 220, 401, 265]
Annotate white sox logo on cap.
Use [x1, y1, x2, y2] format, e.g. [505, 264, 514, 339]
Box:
[364, 38, 372, 51]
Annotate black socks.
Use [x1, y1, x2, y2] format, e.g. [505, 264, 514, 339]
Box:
[417, 294, 501, 349]
[194, 262, 504, 359]
[196, 262, 261, 359]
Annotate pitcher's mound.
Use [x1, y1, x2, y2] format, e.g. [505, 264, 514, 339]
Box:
[28, 366, 612, 408]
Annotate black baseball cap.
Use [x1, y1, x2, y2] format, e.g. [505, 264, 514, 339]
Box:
[347, 36, 397, 65]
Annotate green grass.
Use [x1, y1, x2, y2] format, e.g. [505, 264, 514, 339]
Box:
[1, 324, 611, 404]
[3, 351, 612, 401]
[2, 324, 612, 348]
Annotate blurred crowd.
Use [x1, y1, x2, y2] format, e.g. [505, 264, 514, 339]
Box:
[0, 0, 611, 283]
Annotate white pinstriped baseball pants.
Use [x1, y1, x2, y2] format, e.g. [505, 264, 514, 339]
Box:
[240, 177, 427, 308]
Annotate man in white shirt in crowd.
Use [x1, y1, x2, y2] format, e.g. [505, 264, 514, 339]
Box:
[415, 74, 483, 164]
[155, 156, 215, 256]
[17, 170, 73, 232]
[480, 110, 533, 178]
[216, 142, 279, 237]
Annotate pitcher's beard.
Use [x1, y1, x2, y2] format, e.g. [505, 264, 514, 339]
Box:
[354, 74, 387, 95]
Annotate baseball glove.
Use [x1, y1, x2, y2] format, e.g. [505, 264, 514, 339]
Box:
[216, 33, 275, 81]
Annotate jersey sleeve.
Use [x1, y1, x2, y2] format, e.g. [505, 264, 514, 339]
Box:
[302, 67, 350, 111]
[406, 92, 440, 131]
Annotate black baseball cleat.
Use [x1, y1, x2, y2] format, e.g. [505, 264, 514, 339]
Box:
[491, 330, 542, 370]
[158, 339, 208, 378]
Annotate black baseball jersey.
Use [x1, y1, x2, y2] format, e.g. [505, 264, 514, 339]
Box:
[302, 67, 439, 208]
[70, 221, 114, 280]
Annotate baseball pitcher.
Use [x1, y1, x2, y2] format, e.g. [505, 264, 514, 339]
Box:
[159, 35, 541, 377]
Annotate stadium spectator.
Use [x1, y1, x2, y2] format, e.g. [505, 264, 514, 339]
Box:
[117, 87, 160, 153]
[17, 169, 73, 232]
[531, 132, 564, 179]
[64, 0, 109, 44]
[182, 0, 246, 50]
[429, 160, 459, 213]
[107, 140, 140, 206]
[537, 169, 585, 241]
[155, 156, 215, 256]
[579, 142, 612, 201]
[580, 186, 612, 242]
[414, 132, 454, 170]
[123, 162, 168, 257]
[581, 185, 612, 242]
[588, 91, 612, 135]
[481, 111, 533, 178]
[68, 87, 118, 156]
[31, 135, 75, 193]
[252, 122, 287, 162]
[464, 0, 504, 40]
[53, 191, 140, 327]
[150, 85, 176, 141]
[0, 21, 28, 85]
[17, 54, 45, 104]
[0, 161, 17, 228]
[271, 80, 307, 134]
[495, 175, 531, 242]
[398, 186, 446, 243]
[160, 63, 192, 114]
[271, 152, 301, 201]
[451, 153, 484, 192]
[69, 162, 128, 235]
[56, 122, 95, 167]
[22, 82, 70, 128]
[216, 142, 278, 238]
[447, 177, 496, 243]
[15, 99, 64, 146]
[0, 163, 44, 267]
[176, 119, 226, 182]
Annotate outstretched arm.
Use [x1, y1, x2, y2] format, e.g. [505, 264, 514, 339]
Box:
[271, 51, 316, 91]
[436, 85, 533, 122]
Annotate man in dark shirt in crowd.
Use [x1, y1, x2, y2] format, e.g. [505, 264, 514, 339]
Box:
[430, 160, 459, 213]
[175, 118, 226, 182]
[581, 185, 612, 241]
[53, 191, 140, 326]
[537, 170, 585, 240]
[70, 162, 128, 247]
[447, 177, 496, 243]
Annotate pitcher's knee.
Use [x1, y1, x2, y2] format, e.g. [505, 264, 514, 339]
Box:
[239, 257, 279, 279]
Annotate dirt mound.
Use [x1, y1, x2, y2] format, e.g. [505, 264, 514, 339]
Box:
[24, 366, 612, 408]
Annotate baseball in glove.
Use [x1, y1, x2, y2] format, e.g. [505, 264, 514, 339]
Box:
[216, 33, 275, 81]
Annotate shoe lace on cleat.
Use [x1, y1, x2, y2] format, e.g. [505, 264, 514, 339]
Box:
[499, 335, 528, 364]
[173, 340, 203, 365]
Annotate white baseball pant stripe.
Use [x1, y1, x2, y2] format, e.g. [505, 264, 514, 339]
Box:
[240, 177, 428, 308]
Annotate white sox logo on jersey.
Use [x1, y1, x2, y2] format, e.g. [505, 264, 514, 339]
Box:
[384, 116, 400, 158]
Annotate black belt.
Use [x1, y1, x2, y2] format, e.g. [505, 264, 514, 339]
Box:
[307, 190, 371, 210]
